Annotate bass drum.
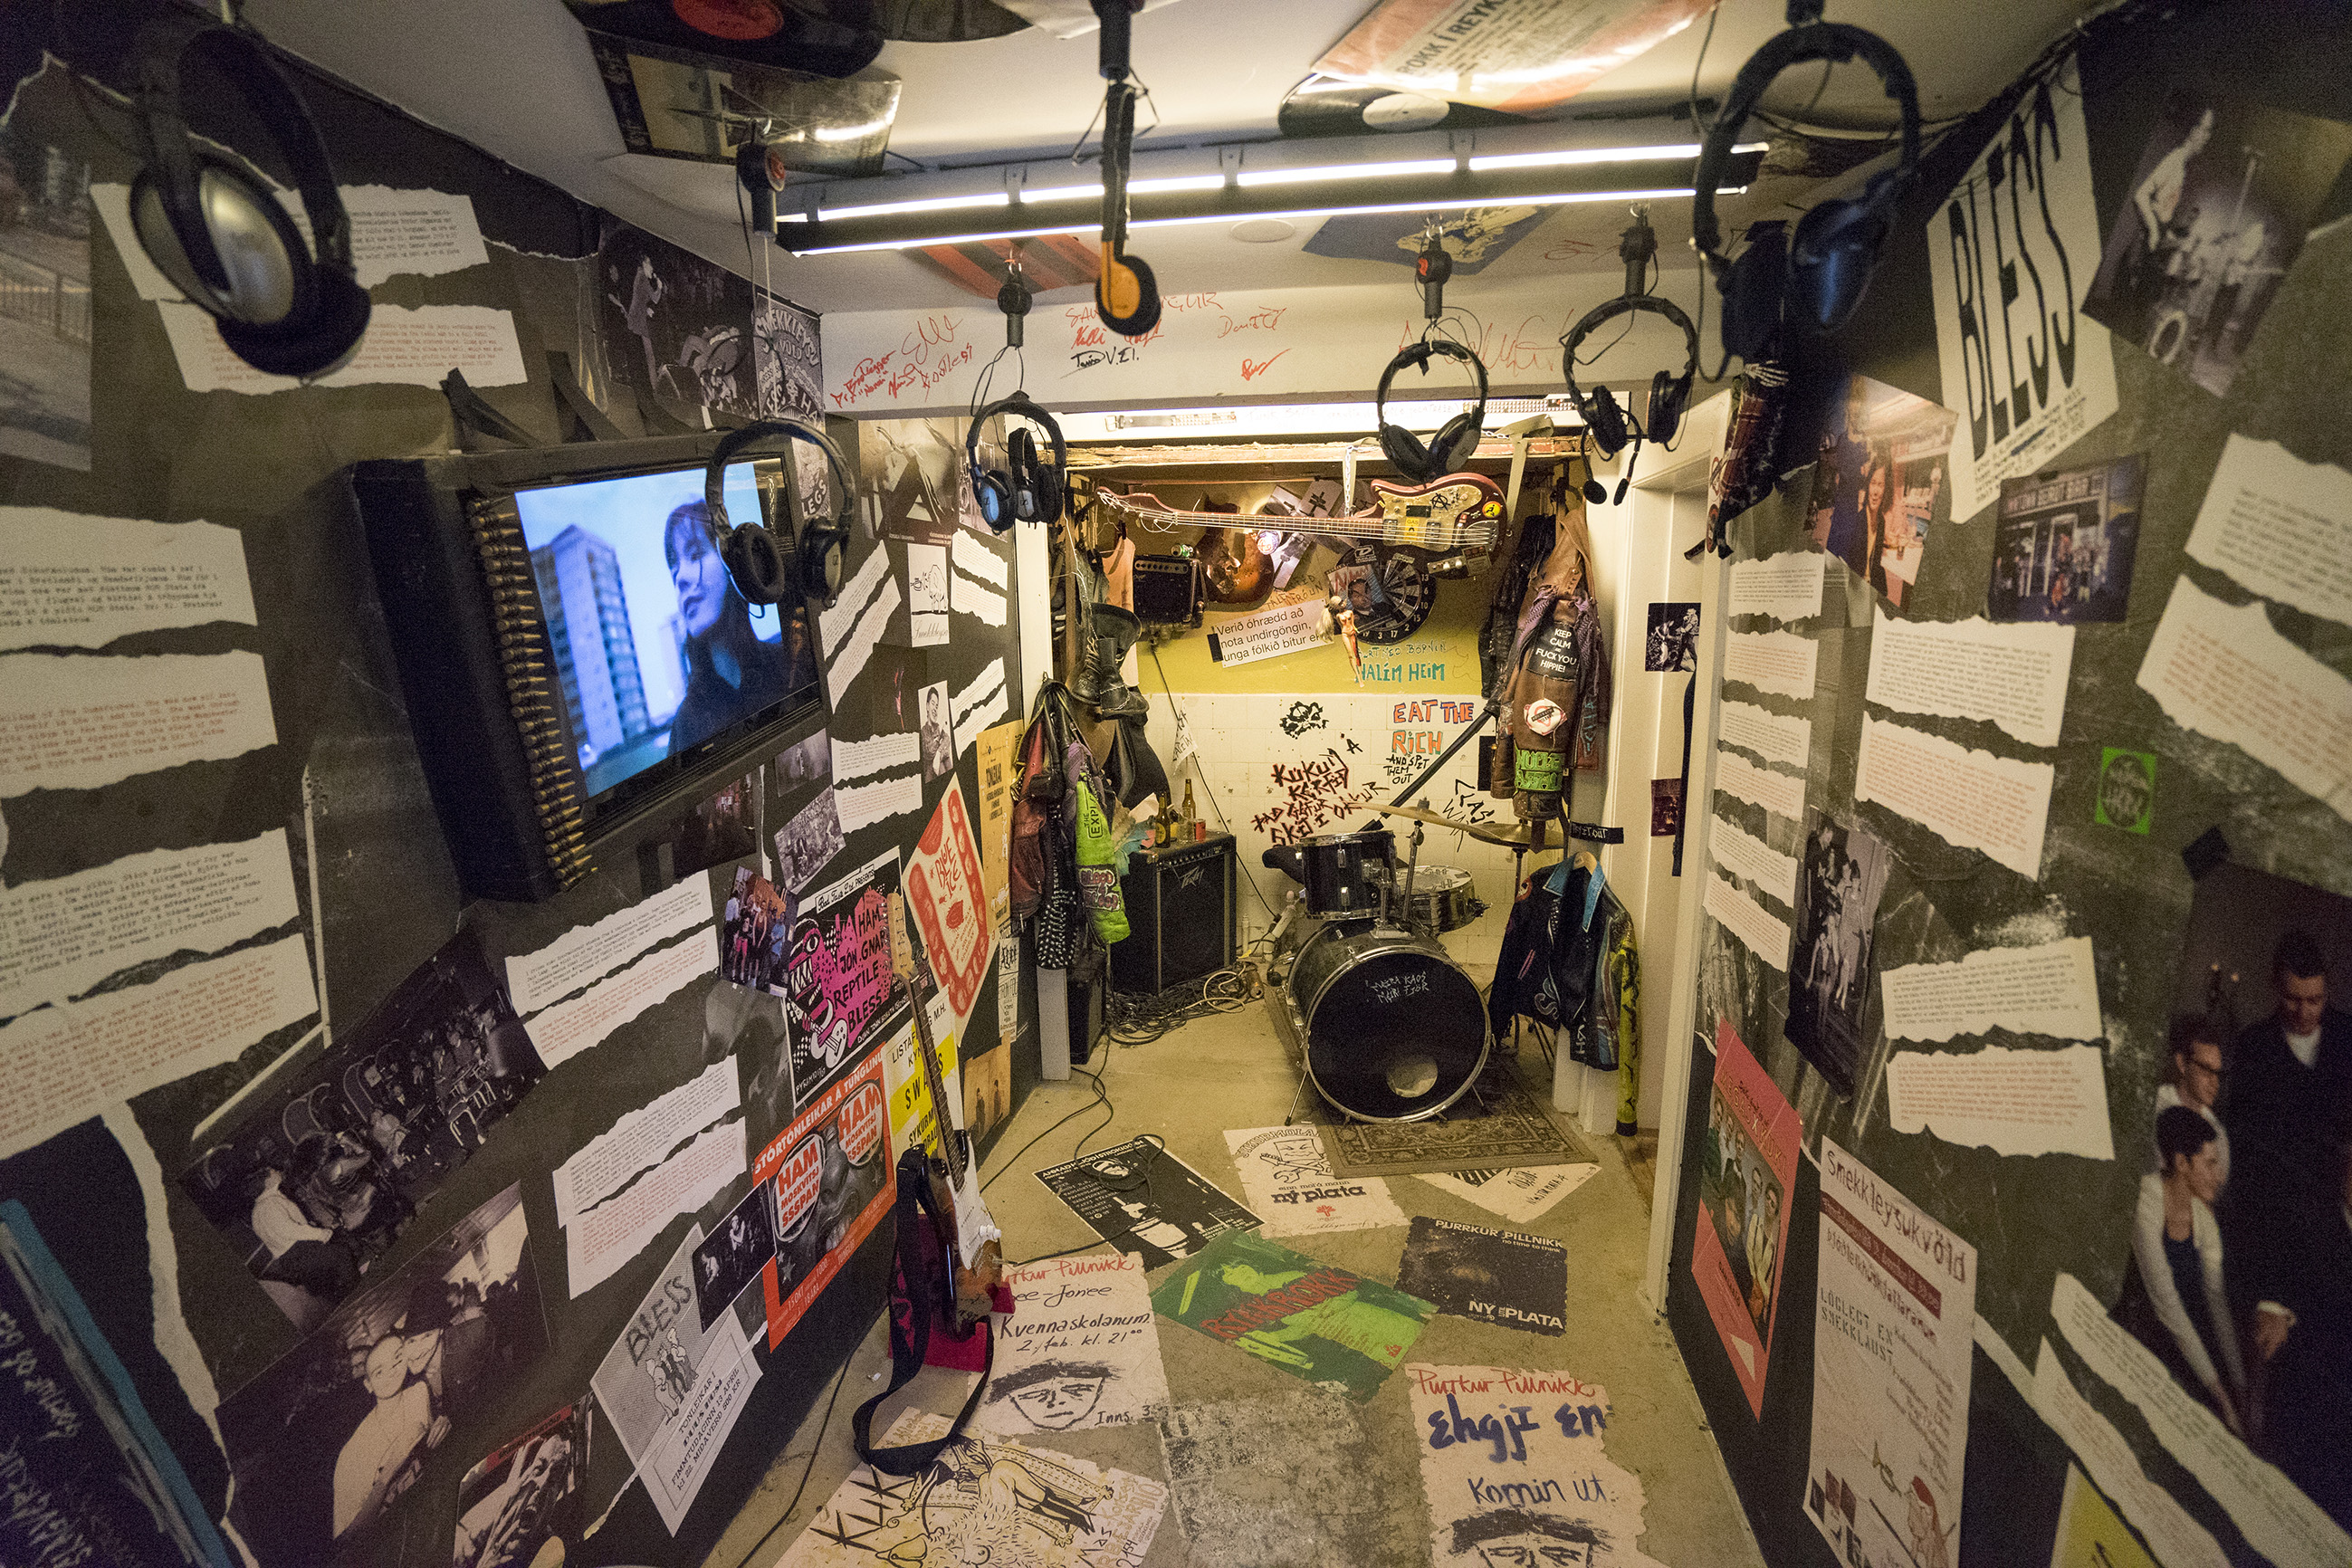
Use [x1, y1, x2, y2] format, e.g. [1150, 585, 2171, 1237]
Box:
[1287, 925, 1487, 1122]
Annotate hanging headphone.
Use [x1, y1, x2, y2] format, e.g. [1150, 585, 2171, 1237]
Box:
[1374, 339, 1488, 483]
[1094, 78, 1162, 338]
[1691, 21, 1921, 362]
[965, 395, 1066, 532]
[129, 14, 371, 379]
[1561, 294, 1701, 459]
[703, 419, 858, 609]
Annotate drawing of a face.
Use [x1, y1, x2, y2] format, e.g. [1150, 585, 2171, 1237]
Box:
[1009, 1373, 1106, 1430]
[1477, 1538, 1595, 1565]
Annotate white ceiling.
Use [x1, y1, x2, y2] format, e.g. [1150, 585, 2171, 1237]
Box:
[245, 0, 2100, 314]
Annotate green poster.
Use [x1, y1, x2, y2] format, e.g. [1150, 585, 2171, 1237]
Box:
[1150, 1230, 1433, 1402]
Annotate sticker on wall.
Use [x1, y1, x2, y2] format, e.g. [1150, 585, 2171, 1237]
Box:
[2082, 91, 2352, 399]
[2094, 747, 2156, 834]
[917, 677, 956, 779]
[1690, 1020, 1798, 1419]
[1990, 455, 2146, 625]
[1645, 602, 1700, 670]
[1805, 1141, 1975, 1568]
[2048, 1464, 2158, 1568]
[1927, 57, 2118, 521]
[722, 865, 792, 994]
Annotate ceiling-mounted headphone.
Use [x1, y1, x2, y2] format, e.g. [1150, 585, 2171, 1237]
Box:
[1375, 339, 1488, 483]
[704, 418, 858, 609]
[129, 13, 371, 379]
[966, 395, 1066, 532]
[1561, 214, 1702, 461]
[1091, 2, 1162, 339]
[1692, 20, 1920, 362]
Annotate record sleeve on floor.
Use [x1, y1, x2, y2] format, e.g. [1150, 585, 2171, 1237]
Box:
[1395, 1215, 1569, 1336]
[1151, 1230, 1433, 1402]
[1034, 1137, 1259, 1269]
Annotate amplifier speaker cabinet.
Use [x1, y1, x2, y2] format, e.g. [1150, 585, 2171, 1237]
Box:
[1111, 832, 1238, 996]
[1131, 553, 1200, 624]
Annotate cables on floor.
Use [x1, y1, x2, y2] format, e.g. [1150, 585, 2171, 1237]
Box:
[1104, 966, 1255, 1047]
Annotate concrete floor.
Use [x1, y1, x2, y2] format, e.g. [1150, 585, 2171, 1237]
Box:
[701, 1000, 1762, 1568]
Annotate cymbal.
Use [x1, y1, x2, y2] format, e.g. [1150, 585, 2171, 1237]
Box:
[1365, 804, 1548, 848]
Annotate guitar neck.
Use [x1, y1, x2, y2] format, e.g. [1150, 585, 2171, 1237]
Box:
[910, 990, 964, 1187]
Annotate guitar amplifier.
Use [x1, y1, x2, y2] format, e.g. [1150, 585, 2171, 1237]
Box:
[1132, 554, 1199, 624]
[1111, 832, 1238, 995]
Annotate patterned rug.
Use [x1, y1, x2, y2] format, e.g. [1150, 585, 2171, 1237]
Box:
[1313, 1069, 1594, 1177]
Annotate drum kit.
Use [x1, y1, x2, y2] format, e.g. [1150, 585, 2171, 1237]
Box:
[1261, 810, 1505, 1124]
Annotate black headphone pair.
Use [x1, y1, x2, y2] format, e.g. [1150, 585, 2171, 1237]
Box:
[1374, 339, 1488, 483]
[129, 12, 371, 379]
[966, 396, 1066, 532]
[703, 419, 857, 609]
[1562, 294, 1700, 459]
[1692, 21, 1921, 361]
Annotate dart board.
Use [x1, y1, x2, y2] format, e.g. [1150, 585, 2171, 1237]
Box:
[1334, 541, 1438, 645]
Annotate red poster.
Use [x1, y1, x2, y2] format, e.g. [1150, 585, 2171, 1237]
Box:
[755, 1052, 893, 1349]
[1691, 1018, 1799, 1417]
[906, 779, 990, 1034]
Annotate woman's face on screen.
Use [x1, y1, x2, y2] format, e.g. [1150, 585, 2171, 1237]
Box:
[673, 522, 730, 638]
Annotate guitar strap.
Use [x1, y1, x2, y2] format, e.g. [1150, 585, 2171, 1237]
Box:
[850, 1147, 995, 1476]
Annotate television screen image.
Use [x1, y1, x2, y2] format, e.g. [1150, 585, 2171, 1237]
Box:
[515, 462, 817, 800]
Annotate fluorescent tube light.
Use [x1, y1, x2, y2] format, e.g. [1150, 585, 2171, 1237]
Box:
[1468, 140, 1767, 171]
[1234, 158, 1456, 187]
[816, 190, 1009, 222]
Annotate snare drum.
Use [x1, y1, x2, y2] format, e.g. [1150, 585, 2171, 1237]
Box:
[1299, 830, 1391, 920]
[1367, 864, 1480, 932]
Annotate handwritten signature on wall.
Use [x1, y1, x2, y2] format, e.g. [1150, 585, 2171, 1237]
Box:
[829, 312, 970, 406]
[1251, 747, 1376, 846]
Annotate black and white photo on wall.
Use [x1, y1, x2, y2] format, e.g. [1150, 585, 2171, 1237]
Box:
[0, 64, 91, 472]
[2083, 91, 2352, 397]
[693, 1178, 779, 1331]
[1645, 602, 1700, 672]
[1784, 811, 1893, 1096]
[218, 1183, 548, 1567]
[754, 287, 825, 422]
[653, 769, 760, 879]
[177, 931, 546, 1330]
[450, 1397, 592, 1568]
[776, 726, 833, 794]
[919, 678, 956, 779]
[598, 218, 757, 416]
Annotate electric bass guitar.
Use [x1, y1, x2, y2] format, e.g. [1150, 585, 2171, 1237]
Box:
[1104, 471, 1503, 612]
[886, 892, 1004, 1334]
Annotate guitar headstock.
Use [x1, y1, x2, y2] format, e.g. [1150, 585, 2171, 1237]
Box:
[885, 889, 933, 997]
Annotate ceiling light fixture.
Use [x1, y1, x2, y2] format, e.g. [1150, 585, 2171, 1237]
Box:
[778, 139, 1766, 256]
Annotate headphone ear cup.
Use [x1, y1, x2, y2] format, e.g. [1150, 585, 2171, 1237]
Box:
[1095, 253, 1162, 337]
[721, 523, 788, 607]
[1790, 196, 1888, 331]
[1032, 463, 1063, 525]
[973, 472, 1014, 534]
[218, 265, 371, 379]
[1008, 428, 1038, 520]
[1719, 225, 1790, 361]
[1586, 387, 1628, 459]
[1379, 420, 1435, 483]
[129, 158, 306, 324]
[1427, 414, 1481, 475]
[1647, 370, 1684, 446]
[799, 525, 846, 605]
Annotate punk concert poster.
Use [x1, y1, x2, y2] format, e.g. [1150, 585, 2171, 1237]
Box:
[590, 1226, 759, 1534]
[0, 1200, 234, 1568]
[177, 928, 546, 1324]
[784, 848, 912, 1109]
[756, 1052, 893, 1350]
[906, 780, 991, 1035]
[1691, 1021, 1799, 1419]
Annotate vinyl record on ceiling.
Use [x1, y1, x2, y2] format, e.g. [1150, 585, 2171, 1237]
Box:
[1276, 77, 1532, 140]
[859, 0, 1033, 41]
[561, 0, 884, 78]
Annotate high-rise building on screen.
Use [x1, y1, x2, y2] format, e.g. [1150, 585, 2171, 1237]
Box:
[531, 526, 650, 763]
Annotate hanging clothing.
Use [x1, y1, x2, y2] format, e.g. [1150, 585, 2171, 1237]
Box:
[1488, 509, 1611, 821]
[1487, 857, 1642, 1133]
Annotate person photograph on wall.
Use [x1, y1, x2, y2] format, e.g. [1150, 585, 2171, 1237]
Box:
[2116, 1103, 2248, 1435]
[2084, 91, 2352, 396]
[1988, 455, 2146, 626]
[920, 678, 956, 779]
[450, 1400, 589, 1568]
[1806, 375, 1955, 610]
[1785, 812, 1893, 1094]
[2156, 867, 2352, 1528]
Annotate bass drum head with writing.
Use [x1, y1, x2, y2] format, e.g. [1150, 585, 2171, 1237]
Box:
[1292, 928, 1487, 1121]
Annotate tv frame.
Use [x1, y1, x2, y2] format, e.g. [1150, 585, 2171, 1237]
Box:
[351, 428, 840, 904]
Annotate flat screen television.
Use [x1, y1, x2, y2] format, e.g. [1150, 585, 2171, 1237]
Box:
[352, 429, 835, 903]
